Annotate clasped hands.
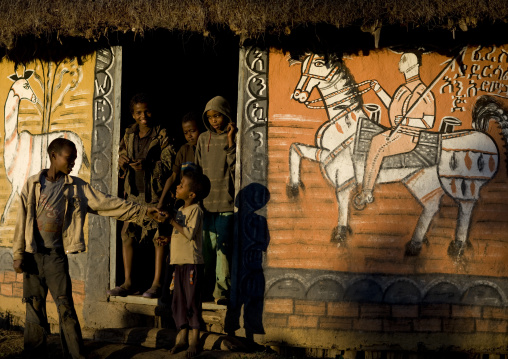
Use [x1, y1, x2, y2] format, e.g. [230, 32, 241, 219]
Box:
[148, 207, 173, 246]
[147, 207, 171, 223]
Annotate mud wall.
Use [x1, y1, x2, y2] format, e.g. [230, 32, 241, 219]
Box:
[235, 46, 508, 352]
[0, 47, 130, 331]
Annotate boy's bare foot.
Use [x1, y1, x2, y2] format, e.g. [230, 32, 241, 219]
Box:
[170, 328, 188, 354]
[187, 329, 199, 358]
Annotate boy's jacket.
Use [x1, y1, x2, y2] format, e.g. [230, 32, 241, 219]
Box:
[119, 123, 174, 203]
[195, 96, 236, 213]
[12, 170, 148, 261]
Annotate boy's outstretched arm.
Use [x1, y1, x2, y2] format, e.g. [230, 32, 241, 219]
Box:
[12, 182, 29, 273]
[84, 182, 164, 225]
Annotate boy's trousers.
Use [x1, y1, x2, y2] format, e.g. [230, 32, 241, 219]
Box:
[202, 212, 234, 301]
[172, 264, 204, 329]
[22, 248, 85, 359]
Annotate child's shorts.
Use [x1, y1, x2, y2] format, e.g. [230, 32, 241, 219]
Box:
[172, 264, 204, 330]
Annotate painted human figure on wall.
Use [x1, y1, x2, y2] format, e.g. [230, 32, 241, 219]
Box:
[288, 50, 508, 258]
[354, 52, 436, 209]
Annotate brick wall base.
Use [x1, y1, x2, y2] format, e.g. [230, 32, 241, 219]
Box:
[0, 270, 85, 332]
[263, 298, 508, 352]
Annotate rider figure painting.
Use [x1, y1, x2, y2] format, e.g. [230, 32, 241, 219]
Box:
[354, 52, 436, 209]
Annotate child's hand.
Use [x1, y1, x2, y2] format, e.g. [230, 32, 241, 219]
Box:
[226, 122, 237, 149]
[227, 122, 237, 138]
[118, 155, 130, 169]
[147, 207, 167, 222]
[158, 210, 174, 223]
[13, 259, 23, 274]
[156, 236, 170, 246]
[129, 159, 144, 171]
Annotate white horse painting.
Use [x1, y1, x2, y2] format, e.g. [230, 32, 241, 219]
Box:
[287, 54, 508, 258]
[1, 70, 89, 224]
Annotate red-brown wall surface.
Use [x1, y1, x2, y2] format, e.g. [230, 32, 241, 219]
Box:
[237, 46, 508, 352]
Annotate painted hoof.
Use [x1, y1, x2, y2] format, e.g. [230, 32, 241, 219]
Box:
[405, 241, 422, 256]
[286, 181, 304, 199]
[352, 191, 374, 211]
[447, 240, 472, 258]
[331, 225, 351, 243]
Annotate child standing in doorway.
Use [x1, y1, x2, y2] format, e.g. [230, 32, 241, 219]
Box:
[12, 138, 165, 359]
[158, 170, 210, 357]
[158, 111, 201, 210]
[108, 93, 175, 298]
[195, 96, 236, 304]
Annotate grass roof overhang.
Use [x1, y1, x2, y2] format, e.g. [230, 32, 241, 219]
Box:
[0, 0, 507, 61]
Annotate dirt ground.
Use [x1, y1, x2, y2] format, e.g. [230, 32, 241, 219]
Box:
[2, 328, 497, 359]
[0, 328, 284, 359]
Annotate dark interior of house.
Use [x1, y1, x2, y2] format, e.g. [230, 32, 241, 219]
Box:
[116, 30, 239, 293]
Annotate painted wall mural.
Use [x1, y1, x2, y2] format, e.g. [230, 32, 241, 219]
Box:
[262, 46, 508, 306]
[287, 50, 506, 258]
[0, 56, 95, 248]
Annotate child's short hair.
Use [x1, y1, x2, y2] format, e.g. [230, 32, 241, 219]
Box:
[129, 93, 152, 114]
[181, 111, 200, 125]
[184, 170, 210, 202]
[47, 138, 76, 155]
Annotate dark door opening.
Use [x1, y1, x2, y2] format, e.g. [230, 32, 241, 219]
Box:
[114, 30, 239, 295]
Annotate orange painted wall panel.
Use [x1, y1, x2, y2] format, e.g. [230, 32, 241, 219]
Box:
[266, 47, 508, 278]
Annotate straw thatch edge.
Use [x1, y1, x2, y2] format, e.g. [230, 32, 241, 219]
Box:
[0, 0, 506, 50]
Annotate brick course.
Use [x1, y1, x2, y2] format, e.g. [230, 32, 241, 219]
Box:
[411, 318, 442, 332]
[443, 318, 476, 333]
[391, 305, 419, 318]
[353, 318, 383, 331]
[264, 313, 288, 327]
[1, 283, 13, 296]
[476, 319, 507, 333]
[483, 306, 508, 320]
[383, 318, 413, 332]
[451, 305, 482, 318]
[327, 302, 359, 317]
[4, 271, 16, 283]
[319, 317, 353, 330]
[264, 298, 294, 314]
[360, 303, 391, 318]
[288, 315, 318, 328]
[420, 303, 451, 318]
[295, 300, 326, 316]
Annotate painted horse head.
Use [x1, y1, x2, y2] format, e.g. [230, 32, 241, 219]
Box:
[292, 54, 340, 103]
[9, 71, 37, 103]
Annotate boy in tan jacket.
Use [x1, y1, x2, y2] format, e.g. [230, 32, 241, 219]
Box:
[12, 138, 165, 359]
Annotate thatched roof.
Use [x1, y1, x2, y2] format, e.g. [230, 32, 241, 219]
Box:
[0, 0, 507, 53]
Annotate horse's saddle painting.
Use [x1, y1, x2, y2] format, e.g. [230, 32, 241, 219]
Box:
[353, 117, 441, 169]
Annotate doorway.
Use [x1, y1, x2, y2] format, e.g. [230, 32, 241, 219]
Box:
[113, 30, 240, 296]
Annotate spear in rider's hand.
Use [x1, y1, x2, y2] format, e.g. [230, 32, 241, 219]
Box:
[388, 48, 466, 140]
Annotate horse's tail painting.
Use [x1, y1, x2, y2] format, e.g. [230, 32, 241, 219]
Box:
[438, 95, 508, 202]
[472, 95, 508, 168]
